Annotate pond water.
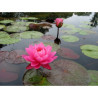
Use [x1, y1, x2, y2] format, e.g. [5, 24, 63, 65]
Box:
[0, 12, 98, 86]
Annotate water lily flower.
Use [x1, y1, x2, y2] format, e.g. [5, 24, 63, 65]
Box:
[55, 18, 63, 28]
[22, 42, 58, 70]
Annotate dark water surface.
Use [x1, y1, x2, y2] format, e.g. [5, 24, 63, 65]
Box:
[0, 12, 98, 85]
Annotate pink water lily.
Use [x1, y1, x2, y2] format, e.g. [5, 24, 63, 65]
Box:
[22, 42, 58, 70]
[55, 18, 63, 28]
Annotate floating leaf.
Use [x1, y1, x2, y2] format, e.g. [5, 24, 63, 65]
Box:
[57, 47, 80, 59]
[0, 61, 20, 73]
[0, 20, 14, 24]
[44, 42, 60, 51]
[63, 24, 75, 29]
[79, 24, 91, 28]
[0, 31, 10, 39]
[0, 51, 9, 62]
[61, 35, 79, 42]
[12, 21, 36, 26]
[0, 69, 18, 82]
[5, 50, 26, 64]
[42, 35, 55, 40]
[88, 70, 98, 86]
[20, 17, 38, 20]
[10, 33, 21, 39]
[0, 25, 5, 30]
[79, 30, 96, 35]
[0, 38, 20, 44]
[43, 60, 90, 85]
[23, 69, 51, 86]
[20, 31, 43, 39]
[80, 45, 98, 59]
[4, 25, 29, 33]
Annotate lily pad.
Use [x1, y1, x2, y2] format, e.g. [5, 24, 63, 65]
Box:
[4, 25, 29, 33]
[80, 45, 98, 59]
[61, 35, 79, 42]
[43, 60, 90, 85]
[57, 47, 80, 59]
[20, 31, 43, 39]
[44, 42, 60, 51]
[10, 33, 21, 39]
[0, 38, 20, 44]
[12, 21, 36, 26]
[0, 61, 20, 73]
[0, 20, 14, 24]
[79, 30, 96, 35]
[5, 50, 26, 64]
[42, 35, 55, 40]
[0, 25, 5, 30]
[88, 70, 98, 86]
[63, 24, 75, 29]
[20, 17, 38, 20]
[79, 24, 91, 28]
[0, 69, 18, 82]
[23, 69, 51, 86]
[0, 31, 10, 39]
[0, 51, 9, 62]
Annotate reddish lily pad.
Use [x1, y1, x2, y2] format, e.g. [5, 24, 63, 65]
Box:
[57, 48, 80, 59]
[0, 69, 18, 82]
[5, 50, 26, 64]
[0, 61, 20, 73]
[43, 60, 90, 85]
[0, 51, 9, 62]
[42, 35, 55, 40]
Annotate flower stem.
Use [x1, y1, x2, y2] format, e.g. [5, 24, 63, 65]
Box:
[57, 28, 59, 38]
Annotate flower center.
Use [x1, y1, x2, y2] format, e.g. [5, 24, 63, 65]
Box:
[37, 47, 42, 52]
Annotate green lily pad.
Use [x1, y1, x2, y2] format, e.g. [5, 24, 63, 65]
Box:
[23, 69, 51, 86]
[43, 59, 90, 85]
[20, 17, 38, 20]
[44, 42, 60, 51]
[0, 25, 5, 30]
[12, 21, 36, 26]
[88, 70, 98, 86]
[80, 45, 98, 59]
[79, 30, 96, 35]
[20, 31, 43, 39]
[0, 20, 14, 24]
[61, 35, 79, 42]
[79, 24, 91, 28]
[63, 24, 75, 29]
[10, 33, 21, 39]
[0, 38, 21, 44]
[4, 25, 29, 33]
[0, 31, 10, 39]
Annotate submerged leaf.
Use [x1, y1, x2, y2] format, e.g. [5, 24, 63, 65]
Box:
[42, 35, 55, 40]
[63, 24, 75, 29]
[80, 45, 98, 59]
[57, 47, 80, 59]
[61, 35, 79, 42]
[43, 60, 90, 85]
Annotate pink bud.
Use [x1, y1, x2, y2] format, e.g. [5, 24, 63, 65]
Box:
[55, 18, 63, 28]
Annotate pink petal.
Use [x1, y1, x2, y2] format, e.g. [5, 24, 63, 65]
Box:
[42, 64, 51, 70]
[33, 64, 41, 69]
[26, 63, 34, 69]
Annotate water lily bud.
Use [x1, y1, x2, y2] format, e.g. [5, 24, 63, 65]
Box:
[55, 18, 63, 28]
